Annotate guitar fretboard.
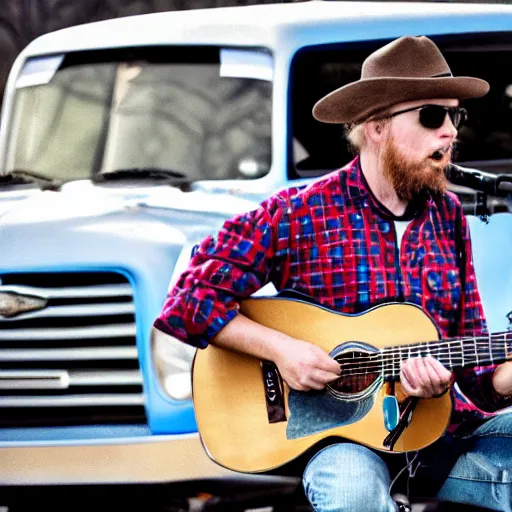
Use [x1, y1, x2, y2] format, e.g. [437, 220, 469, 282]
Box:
[380, 332, 512, 378]
[337, 332, 512, 380]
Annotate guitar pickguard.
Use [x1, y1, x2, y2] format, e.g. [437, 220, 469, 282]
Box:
[286, 388, 374, 439]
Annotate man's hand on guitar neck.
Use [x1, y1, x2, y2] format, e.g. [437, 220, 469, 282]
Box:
[211, 313, 341, 391]
[400, 356, 453, 398]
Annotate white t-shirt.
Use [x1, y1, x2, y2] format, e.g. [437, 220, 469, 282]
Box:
[394, 220, 413, 257]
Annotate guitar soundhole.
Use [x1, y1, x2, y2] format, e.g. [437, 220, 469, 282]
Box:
[329, 350, 381, 395]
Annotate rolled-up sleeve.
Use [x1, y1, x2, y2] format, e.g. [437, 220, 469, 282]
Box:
[153, 194, 286, 348]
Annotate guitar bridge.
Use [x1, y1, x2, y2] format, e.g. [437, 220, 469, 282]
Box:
[261, 361, 287, 423]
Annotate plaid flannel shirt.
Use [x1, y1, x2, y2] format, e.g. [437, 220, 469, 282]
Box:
[154, 156, 511, 428]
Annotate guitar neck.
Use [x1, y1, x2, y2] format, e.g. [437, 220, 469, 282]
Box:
[382, 331, 512, 379]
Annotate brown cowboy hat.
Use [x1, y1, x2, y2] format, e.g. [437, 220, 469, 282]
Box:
[313, 36, 489, 125]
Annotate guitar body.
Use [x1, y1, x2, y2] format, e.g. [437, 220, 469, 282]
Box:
[192, 297, 452, 473]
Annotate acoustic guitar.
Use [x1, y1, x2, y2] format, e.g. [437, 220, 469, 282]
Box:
[192, 296, 511, 473]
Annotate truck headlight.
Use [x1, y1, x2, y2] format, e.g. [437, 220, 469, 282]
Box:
[151, 327, 196, 400]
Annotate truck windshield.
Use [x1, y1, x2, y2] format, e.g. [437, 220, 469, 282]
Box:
[5, 46, 273, 184]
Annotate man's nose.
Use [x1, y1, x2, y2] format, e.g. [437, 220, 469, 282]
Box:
[439, 114, 458, 139]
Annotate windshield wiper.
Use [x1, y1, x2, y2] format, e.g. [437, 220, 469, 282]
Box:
[1, 169, 63, 191]
[93, 168, 190, 183]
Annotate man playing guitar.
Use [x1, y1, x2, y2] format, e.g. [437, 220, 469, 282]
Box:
[154, 36, 512, 511]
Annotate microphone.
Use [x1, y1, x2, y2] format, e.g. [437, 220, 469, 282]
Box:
[445, 163, 512, 197]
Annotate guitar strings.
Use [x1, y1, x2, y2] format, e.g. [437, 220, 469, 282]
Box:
[338, 344, 510, 366]
[333, 339, 512, 376]
[373, 332, 509, 354]
[315, 333, 512, 378]
[338, 334, 511, 361]
[338, 340, 511, 364]
[339, 342, 510, 360]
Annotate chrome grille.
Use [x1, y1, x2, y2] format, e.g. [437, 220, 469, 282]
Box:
[0, 272, 146, 427]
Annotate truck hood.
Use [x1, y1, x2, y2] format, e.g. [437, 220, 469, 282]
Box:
[0, 181, 262, 275]
[0, 180, 263, 225]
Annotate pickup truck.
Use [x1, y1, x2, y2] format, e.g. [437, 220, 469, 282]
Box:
[0, 2, 511, 510]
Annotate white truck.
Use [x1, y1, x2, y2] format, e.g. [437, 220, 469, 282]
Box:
[0, 2, 511, 510]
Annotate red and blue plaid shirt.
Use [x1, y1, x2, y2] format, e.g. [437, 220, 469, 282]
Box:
[154, 157, 511, 428]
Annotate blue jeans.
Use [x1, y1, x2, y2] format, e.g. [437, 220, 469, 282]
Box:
[302, 413, 512, 512]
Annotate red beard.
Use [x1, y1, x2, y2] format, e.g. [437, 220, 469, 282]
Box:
[381, 136, 449, 201]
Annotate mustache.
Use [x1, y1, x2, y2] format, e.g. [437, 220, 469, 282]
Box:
[428, 139, 460, 170]
[450, 139, 461, 161]
[438, 139, 460, 161]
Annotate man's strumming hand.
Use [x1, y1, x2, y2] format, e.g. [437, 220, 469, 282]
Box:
[272, 338, 341, 392]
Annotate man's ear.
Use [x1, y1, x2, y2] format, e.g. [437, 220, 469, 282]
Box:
[365, 120, 386, 144]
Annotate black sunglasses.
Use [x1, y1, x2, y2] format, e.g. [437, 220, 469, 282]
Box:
[380, 104, 468, 130]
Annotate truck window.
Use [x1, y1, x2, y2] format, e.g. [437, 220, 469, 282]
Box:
[6, 46, 273, 183]
[290, 33, 512, 179]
